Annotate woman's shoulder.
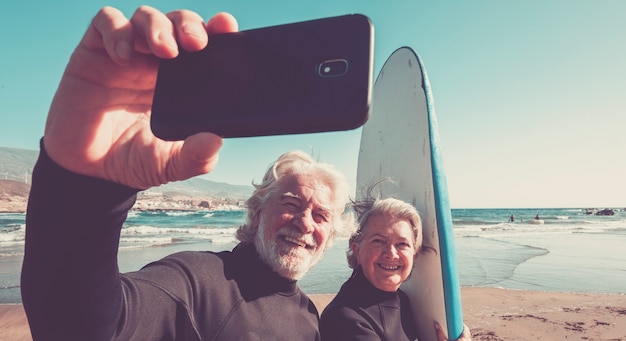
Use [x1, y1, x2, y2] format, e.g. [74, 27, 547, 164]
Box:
[319, 291, 367, 330]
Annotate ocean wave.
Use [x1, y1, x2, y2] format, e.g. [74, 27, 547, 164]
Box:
[456, 236, 549, 286]
[453, 218, 626, 238]
[163, 211, 203, 217]
[0, 224, 25, 244]
[452, 219, 502, 226]
[119, 225, 239, 247]
[118, 230, 239, 248]
[0, 251, 23, 257]
[135, 210, 210, 217]
[121, 225, 237, 236]
[119, 237, 179, 247]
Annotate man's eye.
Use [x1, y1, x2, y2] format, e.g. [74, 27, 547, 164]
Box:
[284, 202, 299, 210]
[314, 213, 329, 223]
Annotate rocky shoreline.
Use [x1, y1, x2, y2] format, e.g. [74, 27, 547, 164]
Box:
[2, 179, 624, 214]
[132, 192, 244, 212]
[0, 180, 29, 213]
[0, 200, 27, 213]
[0, 179, 245, 213]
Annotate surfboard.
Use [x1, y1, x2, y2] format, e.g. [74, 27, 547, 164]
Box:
[356, 47, 463, 341]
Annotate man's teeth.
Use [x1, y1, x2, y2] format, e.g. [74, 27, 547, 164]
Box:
[378, 264, 400, 270]
[284, 236, 307, 248]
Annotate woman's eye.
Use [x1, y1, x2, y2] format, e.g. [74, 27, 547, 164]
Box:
[397, 242, 411, 250]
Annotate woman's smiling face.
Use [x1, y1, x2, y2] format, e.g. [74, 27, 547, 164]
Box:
[352, 214, 416, 292]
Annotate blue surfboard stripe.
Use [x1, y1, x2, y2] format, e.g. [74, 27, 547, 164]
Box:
[409, 48, 465, 340]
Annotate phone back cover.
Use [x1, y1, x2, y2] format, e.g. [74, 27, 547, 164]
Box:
[151, 14, 373, 139]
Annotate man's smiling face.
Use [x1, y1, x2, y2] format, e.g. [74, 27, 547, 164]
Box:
[254, 172, 335, 280]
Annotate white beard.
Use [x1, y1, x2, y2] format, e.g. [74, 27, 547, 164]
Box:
[254, 225, 325, 280]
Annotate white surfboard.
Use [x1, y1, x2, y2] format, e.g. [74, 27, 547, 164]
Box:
[356, 47, 463, 341]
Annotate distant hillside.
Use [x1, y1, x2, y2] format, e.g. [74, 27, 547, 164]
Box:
[0, 146, 253, 200]
[154, 177, 253, 199]
[0, 147, 38, 183]
[0, 180, 30, 197]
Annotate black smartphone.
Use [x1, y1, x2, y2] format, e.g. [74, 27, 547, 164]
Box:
[150, 14, 373, 140]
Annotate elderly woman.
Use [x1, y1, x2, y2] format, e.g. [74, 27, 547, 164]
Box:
[320, 197, 471, 341]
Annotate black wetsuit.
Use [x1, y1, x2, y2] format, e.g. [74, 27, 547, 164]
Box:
[21, 146, 320, 341]
[319, 267, 418, 341]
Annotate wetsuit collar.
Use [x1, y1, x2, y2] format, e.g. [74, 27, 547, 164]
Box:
[232, 243, 300, 297]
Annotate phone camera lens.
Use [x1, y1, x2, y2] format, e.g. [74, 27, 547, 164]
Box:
[318, 59, 348, 78]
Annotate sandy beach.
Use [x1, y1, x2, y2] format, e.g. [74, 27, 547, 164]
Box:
[2, 287, 624, 341]
[3, 205, 625, 340]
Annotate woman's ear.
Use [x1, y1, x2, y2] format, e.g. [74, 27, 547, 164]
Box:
[251, 209, 261, 228]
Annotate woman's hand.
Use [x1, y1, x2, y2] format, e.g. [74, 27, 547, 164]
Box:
[435, 322, 472, 341]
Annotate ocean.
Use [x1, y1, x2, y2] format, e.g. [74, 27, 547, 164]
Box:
[1, 207, 625, 303]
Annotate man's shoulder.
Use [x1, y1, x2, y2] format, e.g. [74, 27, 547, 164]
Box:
[164, 249, 232, 264]
[124, 249, 238, 289]
[130, 249, 235, 279]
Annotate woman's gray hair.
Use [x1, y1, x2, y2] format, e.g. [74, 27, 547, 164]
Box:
[236, 150, 355, 244]
[346, 195, 423, 269]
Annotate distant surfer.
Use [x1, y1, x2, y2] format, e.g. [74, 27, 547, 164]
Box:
[509, 214, 515, 222]
[535, 214, 541, 220]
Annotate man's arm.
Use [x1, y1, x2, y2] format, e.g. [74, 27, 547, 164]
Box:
[21, 144, 138, 340]
[42, 6, 233, 189]
[20, 6, 238, 340]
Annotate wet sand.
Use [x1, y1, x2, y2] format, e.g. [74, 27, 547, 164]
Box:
[3, 287, 626, 340]
[311, 288, 626, 340]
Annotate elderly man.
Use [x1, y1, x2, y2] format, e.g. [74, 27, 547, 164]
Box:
[21, 6, 353, 340]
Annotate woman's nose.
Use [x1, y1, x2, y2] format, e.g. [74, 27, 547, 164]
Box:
[383, 244, 399, 258]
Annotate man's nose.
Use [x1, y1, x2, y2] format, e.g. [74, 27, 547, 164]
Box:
[293, 210, 315, 234]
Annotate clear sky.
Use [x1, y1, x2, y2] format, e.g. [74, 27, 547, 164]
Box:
[1, 1, 624, 208]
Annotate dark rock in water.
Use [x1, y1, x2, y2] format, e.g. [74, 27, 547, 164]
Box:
[595, 209, 615, 216]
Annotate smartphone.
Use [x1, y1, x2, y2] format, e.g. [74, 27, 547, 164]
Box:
[150, 14, 374, 140]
